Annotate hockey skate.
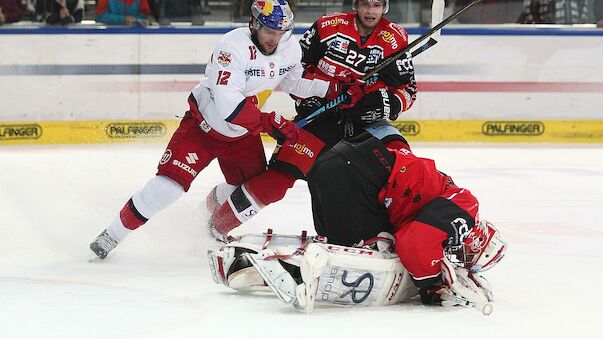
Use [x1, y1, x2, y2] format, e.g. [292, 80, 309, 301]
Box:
[89, 229, 119, 261]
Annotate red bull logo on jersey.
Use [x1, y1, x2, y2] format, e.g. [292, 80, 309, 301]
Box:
[217, 51, 232, 67]
[379, 31, 399, 49]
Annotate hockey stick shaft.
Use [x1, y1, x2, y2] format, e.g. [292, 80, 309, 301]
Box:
[296, 0, 481, 128]
[410, 0, 444, 60]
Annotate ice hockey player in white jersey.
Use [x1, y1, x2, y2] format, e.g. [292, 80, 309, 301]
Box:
[89, 0, 334, 260]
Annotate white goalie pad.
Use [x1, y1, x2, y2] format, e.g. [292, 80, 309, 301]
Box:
[207, 230, 316, 290]
[301, 243, 418, 310]
[248, 242, 419, 313]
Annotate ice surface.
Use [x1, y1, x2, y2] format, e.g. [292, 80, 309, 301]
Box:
[1, 142, 602, 338]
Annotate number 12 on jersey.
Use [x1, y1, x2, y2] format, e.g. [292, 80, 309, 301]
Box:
[217, 70, 231, 85]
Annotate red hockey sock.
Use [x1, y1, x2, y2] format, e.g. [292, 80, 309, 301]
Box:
[211, 169, 296, 235]
[119, 198, 148, 230]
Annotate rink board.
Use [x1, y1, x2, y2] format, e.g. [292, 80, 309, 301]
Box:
[1, 119, 602, 145]
[1, 27, 603, 144]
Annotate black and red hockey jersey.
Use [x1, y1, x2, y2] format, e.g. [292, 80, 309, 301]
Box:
[300, 12, 417, 113]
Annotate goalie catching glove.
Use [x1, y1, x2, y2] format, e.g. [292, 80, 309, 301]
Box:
[419, 256, 494, 315]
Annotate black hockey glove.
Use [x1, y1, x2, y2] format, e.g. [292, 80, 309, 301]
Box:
[341, 89, 402, 126]
[419, 287, 445, 305]
[380, 51, 415, 87]
[294, 96, 339, 121]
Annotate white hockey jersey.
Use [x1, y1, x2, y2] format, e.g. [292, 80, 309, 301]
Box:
[189, 28, 329, 140]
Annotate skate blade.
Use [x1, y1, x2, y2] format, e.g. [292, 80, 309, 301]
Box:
[88, 251, 104, 263]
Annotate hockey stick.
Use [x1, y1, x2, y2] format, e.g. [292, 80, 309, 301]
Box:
[441, 293, 494, 316]
[296, 0, 482, 128]
[410, 0, 445, 58]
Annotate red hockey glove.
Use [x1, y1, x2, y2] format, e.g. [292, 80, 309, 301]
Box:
[338, 80, 367, 109]
[260, 112, 299, 144]
[325, 80, 342, 101]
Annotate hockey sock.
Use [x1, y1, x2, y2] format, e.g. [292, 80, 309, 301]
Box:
[211, 169, 296, 235]
[107, 175, 184, 241]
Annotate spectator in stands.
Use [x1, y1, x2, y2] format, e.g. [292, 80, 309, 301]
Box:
[517, 0, 590, 24]
[45, 0, 83, 25]
[233, 0, 252, 19]
[595, 0, 603, 27]
[455, 0, 524, 24]
[0, 0, 23, 24]
[96, 0, 151, 25]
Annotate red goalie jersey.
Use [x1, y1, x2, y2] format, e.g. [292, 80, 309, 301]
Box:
[300, 11, 417, 112]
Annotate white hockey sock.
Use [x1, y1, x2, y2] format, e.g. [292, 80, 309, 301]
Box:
[107, 175, 184, 242]
[106, 217, 130, 243]
[131, 175, 184, 219]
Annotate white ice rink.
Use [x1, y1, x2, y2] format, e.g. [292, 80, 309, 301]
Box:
[1, 142, 602, 339]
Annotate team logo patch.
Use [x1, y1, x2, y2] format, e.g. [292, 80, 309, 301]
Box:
[160, 149, 172, 165]
[186, 152, 199, 164]
[199, 120, 212, 133]
[217, 51, 232, 67]
[289, 143, 314, 158]
[379, 31, 399, 49]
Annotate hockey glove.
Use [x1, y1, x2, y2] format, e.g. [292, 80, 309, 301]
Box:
[341, 88, 402, 125]
[380, 51, 415, 87]
[260, 111, 299, 144]
[294, 96, 338, 121]
[324, 80, 342, 101]
[338, 80, 367, 109]
[438, 256, 493, 314]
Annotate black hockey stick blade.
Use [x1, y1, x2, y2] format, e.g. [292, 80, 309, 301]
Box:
[411, 37, 438, 58]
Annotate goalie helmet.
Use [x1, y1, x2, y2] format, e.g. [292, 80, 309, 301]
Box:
[447, 219, 507, 273]
[251, 0, 294, 31]
[353, 0, 390, 14]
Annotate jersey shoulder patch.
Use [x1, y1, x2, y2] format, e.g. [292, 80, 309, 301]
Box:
[374, 20, 409, 56]
[316, 12, 355, 39]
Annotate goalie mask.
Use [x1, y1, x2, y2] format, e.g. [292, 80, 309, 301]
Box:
[353, 0, 390, 14]
[447, 219, 507, 273]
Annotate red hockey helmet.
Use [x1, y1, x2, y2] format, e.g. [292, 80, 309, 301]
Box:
[448, 219, 507, 273]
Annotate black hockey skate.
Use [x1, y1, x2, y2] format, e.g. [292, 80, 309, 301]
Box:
[89, 229, 119, 261]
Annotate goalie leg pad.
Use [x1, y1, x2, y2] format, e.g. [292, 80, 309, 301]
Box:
[308, 243, 418, 308]
[207, 231, 312, 290]
[245, 250, 299, 304]
[256, 242, 419, 313]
